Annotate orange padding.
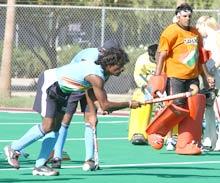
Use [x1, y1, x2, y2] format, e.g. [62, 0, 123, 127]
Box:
[176, 94, 206, 153]
[148, 74, 167, 97]
[146, 102, 189, 137]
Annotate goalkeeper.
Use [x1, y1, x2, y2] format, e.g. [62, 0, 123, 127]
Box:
[146, 3, 214, 155]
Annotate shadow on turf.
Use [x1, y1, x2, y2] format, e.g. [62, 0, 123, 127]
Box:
[74, 171, 220, 179]
[74, 165, 220, 173]
[0, 159, 84, 169]
[159, 150, 220, 155]
[0, 178, 83, 183]
[73, 166, 220, 179]
[0, 159, 36, 169]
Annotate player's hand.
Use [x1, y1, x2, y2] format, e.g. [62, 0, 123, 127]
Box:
[97, 108, 110, 115]
[129, 100, 142, 109]
[207, 75, 215, 89]
[102, 110, 110, 115]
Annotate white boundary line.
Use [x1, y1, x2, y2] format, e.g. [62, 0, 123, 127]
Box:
[0, 121, 128, 125]
[0, 137, 128, 143]
[0, 109, 129, 117]
[0, 160, 220, 171]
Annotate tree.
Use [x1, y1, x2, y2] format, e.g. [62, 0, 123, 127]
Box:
[176, 0, 186, 6]
[0, 0, 16, 98]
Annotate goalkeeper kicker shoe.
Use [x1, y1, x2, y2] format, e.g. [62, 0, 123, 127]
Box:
[4, 145, 20, 169]
[176, 141, 201, 155]
[148, 134, 164, 150]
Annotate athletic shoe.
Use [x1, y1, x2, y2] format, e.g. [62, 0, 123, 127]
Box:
[166, 138, 176, 151]
[51, 157, 61, 169]
[214, 130, 220, 151]
[131, 134, 147, 145]
[203, 137, 212, 147]
[202, 137, 212, 151]
[32, 165, 59, 176]
[4, 145, 20, 169]
[214, 139, 220, 151]
[82, 159, 99, 171]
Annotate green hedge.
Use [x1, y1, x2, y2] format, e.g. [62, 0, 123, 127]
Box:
[0, 42, 146, 78]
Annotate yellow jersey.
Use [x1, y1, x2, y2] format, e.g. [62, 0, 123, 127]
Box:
[133, 52, 156, 88]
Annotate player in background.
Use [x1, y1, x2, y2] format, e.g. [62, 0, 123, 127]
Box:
[128, 44, 158, 145]
[50, 40, 121, 170]
[196, 16, 220, 151]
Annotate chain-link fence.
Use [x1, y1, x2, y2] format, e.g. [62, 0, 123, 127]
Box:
[0, 5, 220, 96]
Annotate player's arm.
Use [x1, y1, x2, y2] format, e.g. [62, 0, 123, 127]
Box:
[155, 50, 167, 75]
[201, 64, 215, 89]
[85, 74, 141, 113]
[199, 46, 215, 88]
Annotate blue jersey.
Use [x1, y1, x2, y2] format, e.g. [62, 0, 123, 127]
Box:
[70, 48, 99, 63]
[55, 48, 108, 94]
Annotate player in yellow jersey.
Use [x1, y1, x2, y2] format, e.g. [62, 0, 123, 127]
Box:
[128, 44, 158, 145]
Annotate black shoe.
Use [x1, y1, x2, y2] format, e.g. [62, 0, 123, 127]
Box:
[131, 134, 147, 145]
[51, 157, 61, 169]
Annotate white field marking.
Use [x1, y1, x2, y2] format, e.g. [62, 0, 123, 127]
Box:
[0, 120, 128, 125]
[0, 110, 129, 117]
[0, 137, 128, 143]
[1, 161, 220, 171]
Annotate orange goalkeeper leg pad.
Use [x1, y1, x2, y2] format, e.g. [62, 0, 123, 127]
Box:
[146, 103, 189, 149]
[175, 94, 206, 155]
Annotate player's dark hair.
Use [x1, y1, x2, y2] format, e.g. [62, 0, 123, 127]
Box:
[95, 48, 129, 68]
[148, 44, 158, 58]
[175, 3, 193, 15]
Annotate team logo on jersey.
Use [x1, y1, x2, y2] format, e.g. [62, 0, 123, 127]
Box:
[184, 37, 198, 45]
[181, 37, 199, 67]
[61, 77, 90, 93]
[182, 49, 199, 67]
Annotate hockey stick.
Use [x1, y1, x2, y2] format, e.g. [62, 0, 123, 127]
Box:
[143, 84, 199, 104]
[93, 128, 100, 170]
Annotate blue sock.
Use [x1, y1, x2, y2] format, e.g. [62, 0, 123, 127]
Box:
[53, 123, 69, 159]
[84, 123, 94, 161]
[35, 131, 58, 168]
[11, 124, 45, 151]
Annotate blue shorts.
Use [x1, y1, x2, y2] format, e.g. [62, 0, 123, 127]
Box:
[33, 69, 87, 118]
